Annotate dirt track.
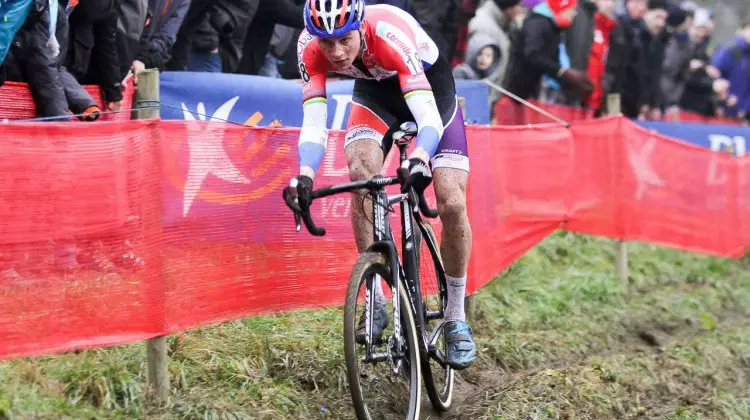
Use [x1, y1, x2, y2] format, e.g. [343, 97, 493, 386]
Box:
[422, 306, 750, 419]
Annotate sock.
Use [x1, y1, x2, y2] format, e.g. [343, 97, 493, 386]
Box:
[373, 274, 386, 305]
[445, 274, 467, 322]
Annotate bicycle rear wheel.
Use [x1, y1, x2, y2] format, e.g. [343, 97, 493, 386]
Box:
[417, 220, 455, 411]
[344, 252, 421, 420]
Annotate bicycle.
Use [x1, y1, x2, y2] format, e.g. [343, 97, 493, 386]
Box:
[283, 122, 455, 419]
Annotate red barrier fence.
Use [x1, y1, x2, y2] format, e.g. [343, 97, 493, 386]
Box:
[493, 97, 595, 125]
[493, 97, 747, 126]
[0, 77, 135, 121]
[0, 116, 747, 361]
[663, 108, 745, 126]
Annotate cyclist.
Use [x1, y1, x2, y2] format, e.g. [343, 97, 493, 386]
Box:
[285, 0, 476, 370]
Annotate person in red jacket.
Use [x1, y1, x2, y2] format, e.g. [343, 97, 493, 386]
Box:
[586, 0, 617, 114]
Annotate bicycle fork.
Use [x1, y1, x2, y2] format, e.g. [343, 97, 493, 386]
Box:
[363, 189, 405, 366]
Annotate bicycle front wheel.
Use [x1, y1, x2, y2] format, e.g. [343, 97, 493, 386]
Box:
[344, 252, 421, 420]
[418, 220, 455, 412]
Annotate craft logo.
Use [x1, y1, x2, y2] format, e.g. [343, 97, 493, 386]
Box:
[164, 96, 292, 217]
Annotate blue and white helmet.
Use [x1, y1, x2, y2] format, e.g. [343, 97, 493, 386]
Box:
[304, 0, 366, 39]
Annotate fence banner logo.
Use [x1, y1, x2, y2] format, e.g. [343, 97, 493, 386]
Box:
[160, 72, 490, 128]
[159, 72, 489, 228]
[177, 97, 250, 216]
[160, 120, 295, 228]
[637, 120, 748, 157]
[628, 136, 665, 200]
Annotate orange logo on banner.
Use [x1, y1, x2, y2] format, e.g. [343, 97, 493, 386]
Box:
[163, 104, 292, 212]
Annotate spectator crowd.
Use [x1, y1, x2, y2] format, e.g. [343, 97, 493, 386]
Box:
[472, 0, 750, 123]
[0, 0, 748, 123]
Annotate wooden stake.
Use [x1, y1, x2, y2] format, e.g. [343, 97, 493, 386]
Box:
[134, 68, 169, 402]
[606, 93, 628, 288]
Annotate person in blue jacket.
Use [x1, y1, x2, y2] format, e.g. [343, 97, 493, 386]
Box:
[0, 0, 33, 86]
[711, 15, 750, 122]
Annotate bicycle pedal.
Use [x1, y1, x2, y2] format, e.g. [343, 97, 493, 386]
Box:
[356, 333, 384, 345]
[358, 336, 384, 346]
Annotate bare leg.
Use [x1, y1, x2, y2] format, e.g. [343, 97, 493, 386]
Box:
[345, 139, 384, 253]
[432, 167, 471, 278]
[346, 139, 388, 324]
[432, 165, 475, 369]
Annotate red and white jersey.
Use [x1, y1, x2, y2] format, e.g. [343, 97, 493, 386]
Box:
[296, 5, 445, 171]
[297, 5, 441, 99]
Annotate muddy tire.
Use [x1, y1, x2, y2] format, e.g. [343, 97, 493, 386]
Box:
[344, 252, 422, 420]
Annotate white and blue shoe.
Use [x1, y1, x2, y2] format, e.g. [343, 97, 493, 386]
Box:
[445, 320, 477, 370]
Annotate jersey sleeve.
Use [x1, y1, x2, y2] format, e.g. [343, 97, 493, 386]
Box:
[374, 22, 445, 158]
[297, 32, 329, 174]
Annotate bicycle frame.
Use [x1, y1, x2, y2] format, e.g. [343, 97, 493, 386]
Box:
[360, 142, 449, 368]
[392, 141, 450, 369]
[286, 125, 448, 368]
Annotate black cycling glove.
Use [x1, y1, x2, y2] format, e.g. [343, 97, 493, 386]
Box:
[401, 158, 432, 195]
[283, 175, 314, 213]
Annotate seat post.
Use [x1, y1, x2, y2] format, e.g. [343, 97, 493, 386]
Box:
[393, 122, 417, 165]
[399, 142, 408, 165]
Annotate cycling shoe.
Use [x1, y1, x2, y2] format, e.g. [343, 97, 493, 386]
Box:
[445, 320, 477, 370]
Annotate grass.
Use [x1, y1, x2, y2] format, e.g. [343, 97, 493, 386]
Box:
[1, 231, 749, 419]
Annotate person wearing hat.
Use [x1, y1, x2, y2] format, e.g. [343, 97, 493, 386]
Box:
[469, 0, 525, 104]
[604, 0, 645, 114]
[659, 3, 710, 115]
[453, 33, 503, 81]
[678, 12, 733, 118]
[665, 5, 688, 33]
[636, 0, 670, 119]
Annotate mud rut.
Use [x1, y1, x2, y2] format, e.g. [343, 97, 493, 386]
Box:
[420, 308, 749, 419]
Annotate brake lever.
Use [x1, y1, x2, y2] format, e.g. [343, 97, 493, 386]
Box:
[286, 179, 304, 233]
[294, 211, 301, 232]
